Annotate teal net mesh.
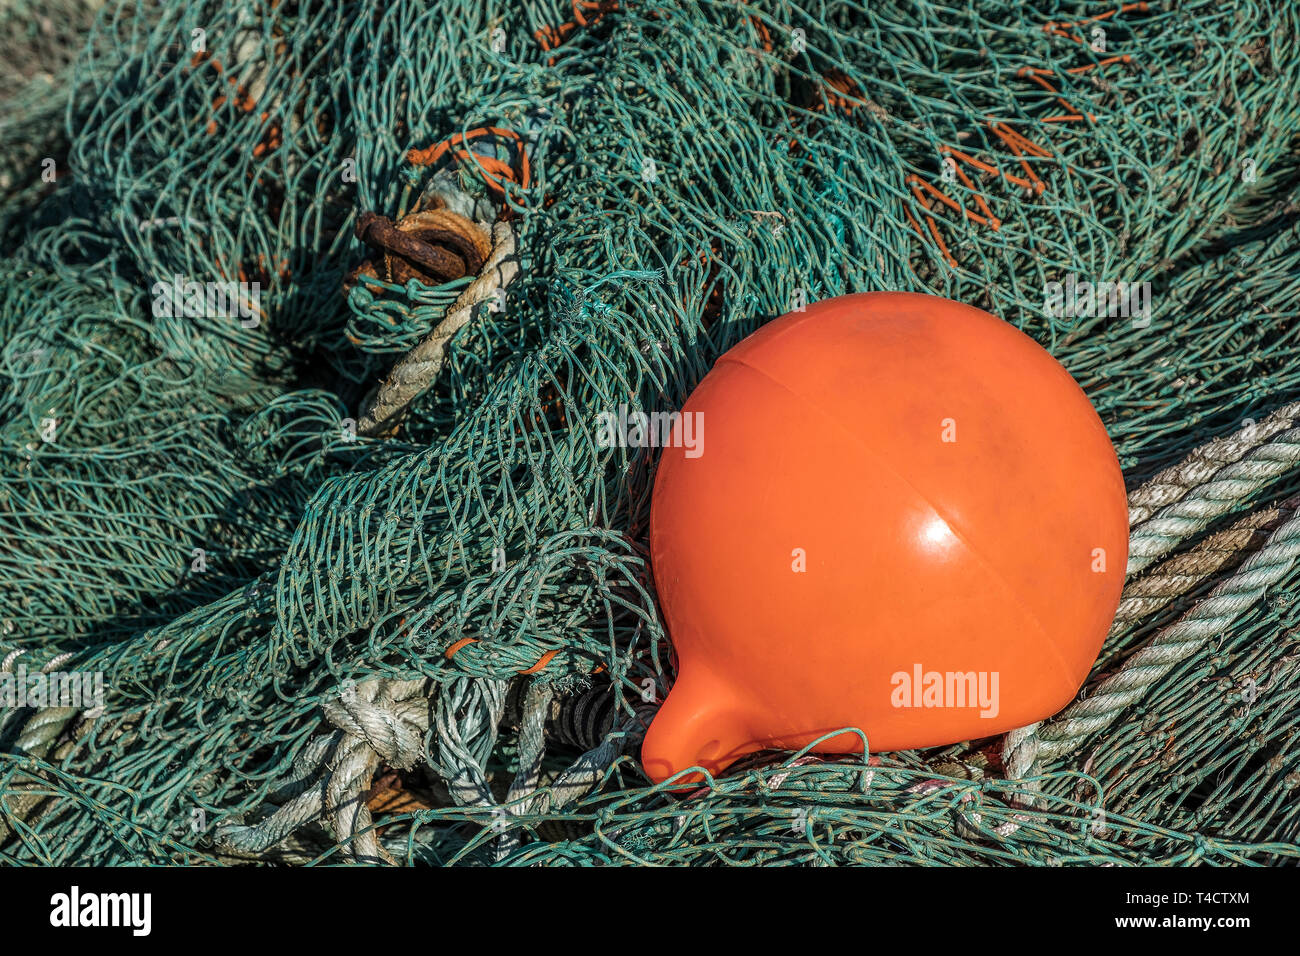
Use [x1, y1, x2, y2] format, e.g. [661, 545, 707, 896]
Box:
[2, 0, 1300, 865]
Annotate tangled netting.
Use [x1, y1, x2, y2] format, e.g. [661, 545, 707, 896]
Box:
[3, 0, 1300, 865]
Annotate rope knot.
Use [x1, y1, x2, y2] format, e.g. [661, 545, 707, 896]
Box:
[322, 679, 428, 769]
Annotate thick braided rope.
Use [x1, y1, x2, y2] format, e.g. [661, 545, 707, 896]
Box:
[213, 829, 333, 866]
[261, 733, 340, 805]
[322, 680, 428, 864]
[1128, 424, 1300, 574]
[358, 221, 519, 436]
[322, 678, 428, 769]
[13, 706, 78, 760]
[505, 680, 552, 812]
[1006, 505, 1300, 779]
[999, 422, 1300, 781]
[0, 713, 95, 851]
[1126, 401, 1300, 527]
[1001, 723, 1040, 782]
[1109, 494, 1300, 631]
[215, 756, 334, 855]
[215, 679, 428, 863]
[214, 735, 339, 855]
[215, 679, 642, 863]
[1003, 415, 1300, 781]
[325, 738, 386, 864]
[0, 653, 89, 848]
[3, 651, 83, 760]
[496, 679, 553, 859]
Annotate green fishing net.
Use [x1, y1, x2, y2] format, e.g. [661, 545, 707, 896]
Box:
[2, 0, 1299, 865]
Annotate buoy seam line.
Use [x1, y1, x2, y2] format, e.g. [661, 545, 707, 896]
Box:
[714, 353, 1076, 694]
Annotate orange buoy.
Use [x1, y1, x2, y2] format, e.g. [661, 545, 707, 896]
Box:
[642, 292, 1127, 783]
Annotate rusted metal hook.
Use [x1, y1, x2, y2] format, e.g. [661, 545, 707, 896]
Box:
[350, 207, 492, 287]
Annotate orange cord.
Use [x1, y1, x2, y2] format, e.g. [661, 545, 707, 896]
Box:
[1016, 67, 1094, 122]
[989, 120, 1051, 194]
[1044, 1, 1148, 42]
[905, 2, 1148, 269]
[572, 0, 610, 27]
[443, 638, 606, 676]
[406, 127, 532, 208]
[816, 69, 865, 114]
[904, 175, 957, 268]
[193, 52, 283, 158]
[535, 0, 618, 55]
